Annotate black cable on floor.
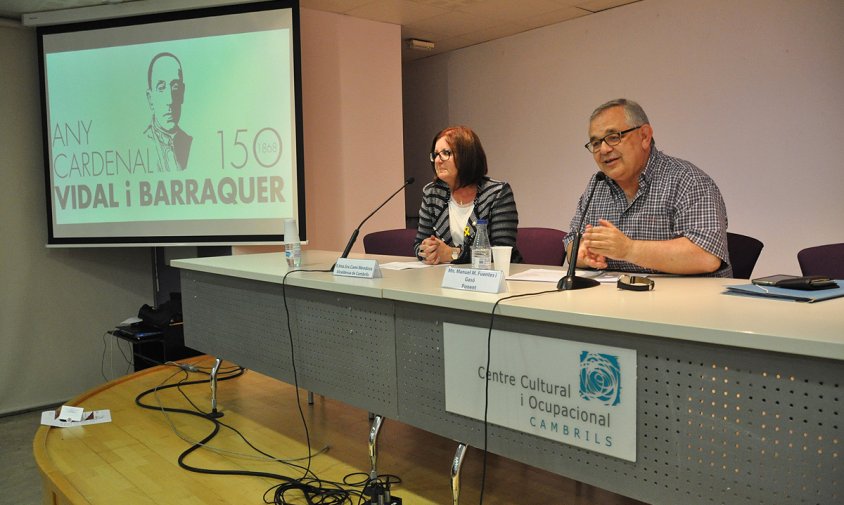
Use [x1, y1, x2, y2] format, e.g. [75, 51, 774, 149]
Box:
[134, 263, 417, 504]
[135, 364, 359, 504]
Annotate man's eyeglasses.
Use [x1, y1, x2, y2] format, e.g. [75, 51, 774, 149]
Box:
[584, 125, 642, 153]
[430, 149, 453, 162]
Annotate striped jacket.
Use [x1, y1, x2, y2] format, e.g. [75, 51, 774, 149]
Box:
[414, 177, 522, 264]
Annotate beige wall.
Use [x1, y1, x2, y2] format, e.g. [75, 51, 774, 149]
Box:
[0, 25, 152, 414]
[300, 9, 405, 252]
[403, 0, 844, 276]
[235, 9, 405, 256]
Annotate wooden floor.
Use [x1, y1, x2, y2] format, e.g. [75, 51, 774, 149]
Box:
[34, 356, 647, 505]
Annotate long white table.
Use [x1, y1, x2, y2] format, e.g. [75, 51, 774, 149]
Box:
[172, 250, 843, 505]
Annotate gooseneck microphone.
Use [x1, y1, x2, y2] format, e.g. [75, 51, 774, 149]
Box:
[558, 172, 606, 291]
[336, 177, 415, 263]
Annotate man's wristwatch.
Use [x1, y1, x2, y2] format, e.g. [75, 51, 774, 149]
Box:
[617, 274, 655, 291]
[451, 246, 461, 261]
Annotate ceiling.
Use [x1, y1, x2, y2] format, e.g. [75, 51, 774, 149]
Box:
[0, 0, 640, 60]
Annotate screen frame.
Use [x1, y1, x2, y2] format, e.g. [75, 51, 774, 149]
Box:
[37, 0, 306, 247]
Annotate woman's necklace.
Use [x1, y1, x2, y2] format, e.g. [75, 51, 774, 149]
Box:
[452, 186, 477, 205]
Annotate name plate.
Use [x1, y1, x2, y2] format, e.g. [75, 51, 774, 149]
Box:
[333, 258, 382, 279]
[442, 266, 506, 293]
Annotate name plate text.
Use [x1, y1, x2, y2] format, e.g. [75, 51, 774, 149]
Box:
[442, 266, 506, 293]
[333, 258, 382, 279]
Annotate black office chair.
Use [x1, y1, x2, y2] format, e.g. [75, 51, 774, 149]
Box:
[726, 232, 764, 279]
[362, 228, 418, 257]
[516, 227, 568, 266]
[797, 243, 844, 278]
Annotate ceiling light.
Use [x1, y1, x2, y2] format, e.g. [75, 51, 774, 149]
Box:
[405, 38, 435, 51]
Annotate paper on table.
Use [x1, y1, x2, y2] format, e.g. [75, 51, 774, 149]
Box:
[379, 261, 433, 270]
[41, 409, 112, 427]
[58, 405, 84, 422]
[592, 272, 625, 283]
[506, 268, 608, 282]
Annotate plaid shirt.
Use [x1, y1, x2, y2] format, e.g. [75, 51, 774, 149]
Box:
[565, 146, 731, 277]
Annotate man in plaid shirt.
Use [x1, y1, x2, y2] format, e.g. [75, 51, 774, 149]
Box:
[565, 99, 731, 277]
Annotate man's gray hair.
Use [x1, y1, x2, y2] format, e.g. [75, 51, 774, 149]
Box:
[590, 98, 650, 127]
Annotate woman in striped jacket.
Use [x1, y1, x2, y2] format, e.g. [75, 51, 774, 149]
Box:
[415, 126, 522, 265]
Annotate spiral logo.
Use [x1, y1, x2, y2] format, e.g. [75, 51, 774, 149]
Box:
[579, 352, 622, 406]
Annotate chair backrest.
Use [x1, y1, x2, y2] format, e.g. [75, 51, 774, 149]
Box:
[362, 228, 418, 257]
[726, 232, 764, 279]
[516, 227, 568, 266]
[798, 243, 844, 278]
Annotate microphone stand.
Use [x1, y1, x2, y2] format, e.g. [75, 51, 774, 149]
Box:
[208, 357, 224, 418]
[332, 177, 415, 270]
[450, 442, 469, 505]
[558, 172, 606, 291]
[557, 230, 600, 290]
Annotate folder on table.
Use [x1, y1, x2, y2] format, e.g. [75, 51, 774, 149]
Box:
[725, 281, 844, 303]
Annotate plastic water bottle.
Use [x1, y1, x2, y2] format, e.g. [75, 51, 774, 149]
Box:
[283, 218, 301, 268]
[471, 219, 492, 270]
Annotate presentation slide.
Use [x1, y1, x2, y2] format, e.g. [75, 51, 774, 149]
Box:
[39, 2, 303, 245]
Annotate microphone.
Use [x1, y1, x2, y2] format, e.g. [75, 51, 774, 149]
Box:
[558, 172, 606, 291]
[336, 177, 415, 262]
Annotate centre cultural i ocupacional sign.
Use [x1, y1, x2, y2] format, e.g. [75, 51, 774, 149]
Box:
[443, 323, 637, 461]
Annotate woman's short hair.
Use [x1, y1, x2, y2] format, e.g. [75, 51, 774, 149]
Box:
[430, 126, 488, 188]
